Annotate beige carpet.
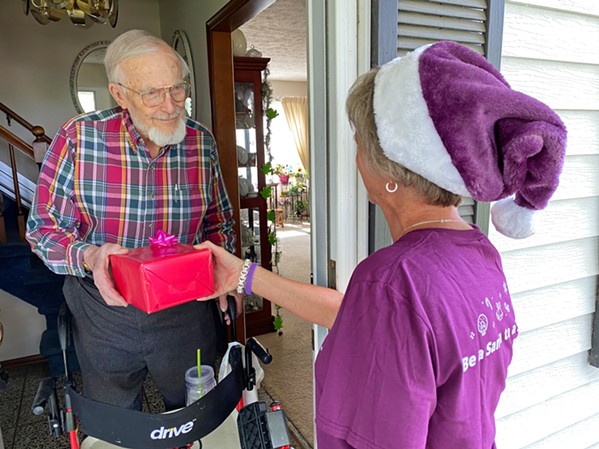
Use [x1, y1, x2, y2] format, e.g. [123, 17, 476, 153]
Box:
[258, 222, 314, 448]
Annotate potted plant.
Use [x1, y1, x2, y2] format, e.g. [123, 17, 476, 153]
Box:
[295, 199, 308, 217]
[273, 164, 290, 185]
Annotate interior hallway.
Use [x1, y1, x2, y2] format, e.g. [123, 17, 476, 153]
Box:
[258, 222, 314, 448]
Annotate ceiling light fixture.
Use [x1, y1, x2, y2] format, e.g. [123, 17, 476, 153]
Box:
[23, 0, 118, 28]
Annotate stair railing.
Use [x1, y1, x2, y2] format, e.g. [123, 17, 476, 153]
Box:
[0, 102, 52, 244]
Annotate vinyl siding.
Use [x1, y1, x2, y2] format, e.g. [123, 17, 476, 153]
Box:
[493, 1, 599, 447]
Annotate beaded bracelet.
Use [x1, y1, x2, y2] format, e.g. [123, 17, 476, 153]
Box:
[245, 262, 258, 296]
[236, 259, 252, 294]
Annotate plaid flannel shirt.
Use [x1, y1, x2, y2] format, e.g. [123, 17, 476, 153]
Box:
[26, 107, 235, 277]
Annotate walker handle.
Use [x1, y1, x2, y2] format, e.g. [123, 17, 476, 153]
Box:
[32, 376, 55, 415]
[227, 295, 238, 343]
[247, 337, 272, 365]
[57, 303, 71, 352]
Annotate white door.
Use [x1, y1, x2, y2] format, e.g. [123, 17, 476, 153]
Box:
[307, 1, 371, 445]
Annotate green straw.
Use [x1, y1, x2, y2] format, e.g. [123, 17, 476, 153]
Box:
[197, 348, 202, 397]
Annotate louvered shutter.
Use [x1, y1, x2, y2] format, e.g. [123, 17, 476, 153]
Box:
[397, 0, 488, 56]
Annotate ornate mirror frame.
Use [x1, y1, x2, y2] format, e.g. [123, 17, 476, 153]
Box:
[172, 30, 196, 118]
[70, 40, 111, 114]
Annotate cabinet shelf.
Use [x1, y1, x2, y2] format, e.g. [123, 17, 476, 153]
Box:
[240, 197, 264, 209]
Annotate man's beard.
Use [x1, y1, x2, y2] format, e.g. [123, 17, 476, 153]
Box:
[130, 108, 187, 147]
[147, 117, 187, 147]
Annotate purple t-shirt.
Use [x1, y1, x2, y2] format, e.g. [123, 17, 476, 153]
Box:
[315, 226, 516, 449]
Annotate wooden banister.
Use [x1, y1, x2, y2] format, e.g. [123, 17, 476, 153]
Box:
[0, 124, 35, 160]
[0, 102, 51, 144]
[0, 102, 50, 244]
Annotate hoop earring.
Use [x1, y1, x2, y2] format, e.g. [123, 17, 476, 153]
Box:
[385, 182, 398, 193]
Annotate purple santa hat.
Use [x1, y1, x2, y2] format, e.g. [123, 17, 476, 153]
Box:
[373, 41, 567, 239]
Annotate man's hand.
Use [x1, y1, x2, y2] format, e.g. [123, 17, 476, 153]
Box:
[217, 293, 243, 326]
[84, 244, 129, 307]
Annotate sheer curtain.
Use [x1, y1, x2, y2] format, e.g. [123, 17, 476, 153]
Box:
[281, 97, 309, 170]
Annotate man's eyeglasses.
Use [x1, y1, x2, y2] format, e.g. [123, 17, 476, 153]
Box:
[117, 82, 190, 107]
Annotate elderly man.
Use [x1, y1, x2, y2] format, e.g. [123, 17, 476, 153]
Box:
[26, 29, 235, 410]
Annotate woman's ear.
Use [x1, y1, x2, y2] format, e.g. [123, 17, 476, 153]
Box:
[109, 83, 128, 109]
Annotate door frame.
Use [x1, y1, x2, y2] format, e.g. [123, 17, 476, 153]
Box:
[206, 0, 275, 340]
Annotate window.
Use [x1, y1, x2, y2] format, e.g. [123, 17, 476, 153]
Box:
[77, 90, 97, 113]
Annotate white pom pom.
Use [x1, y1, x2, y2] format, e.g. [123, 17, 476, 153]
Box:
[491, 198, 535, 239]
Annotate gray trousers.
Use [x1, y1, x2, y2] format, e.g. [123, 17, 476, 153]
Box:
[63, 275, 216, 411]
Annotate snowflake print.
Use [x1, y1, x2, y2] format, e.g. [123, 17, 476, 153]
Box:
[477, 314, 489, 336]
[496, 302, 504, 321]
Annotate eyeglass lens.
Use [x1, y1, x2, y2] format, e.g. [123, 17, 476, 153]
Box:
[142, 83, 190, 106]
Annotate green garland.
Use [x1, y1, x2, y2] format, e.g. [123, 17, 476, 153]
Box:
[259, 65, 284, 335]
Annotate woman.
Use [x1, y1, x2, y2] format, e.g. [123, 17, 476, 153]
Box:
[197, 41, 566, 448]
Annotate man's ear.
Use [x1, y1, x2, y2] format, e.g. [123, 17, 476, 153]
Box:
[109, 83, 128, 109]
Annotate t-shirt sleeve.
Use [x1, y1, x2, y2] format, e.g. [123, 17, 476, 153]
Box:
[315, 278, 437, 449]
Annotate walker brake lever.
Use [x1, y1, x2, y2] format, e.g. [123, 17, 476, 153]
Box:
[226, 295, 238, 342]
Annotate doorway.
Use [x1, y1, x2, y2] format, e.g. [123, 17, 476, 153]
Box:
[207, 0, 314, 446]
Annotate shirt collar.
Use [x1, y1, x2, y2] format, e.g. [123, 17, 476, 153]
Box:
[120, 108, 144, 154]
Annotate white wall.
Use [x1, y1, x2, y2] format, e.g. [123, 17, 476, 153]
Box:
[0, 294, 46, 361]
[157, 0, 230, 125]
[494, 1, 599, 447]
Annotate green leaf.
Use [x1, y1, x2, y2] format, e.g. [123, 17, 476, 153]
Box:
[268, 232, 276, 246]
[266, 108, 280, 120]
[260, 186, 272, 199]
[261, 162, 272, 175]
[267, 210, 275, 222]
[274, 315, 284, 331]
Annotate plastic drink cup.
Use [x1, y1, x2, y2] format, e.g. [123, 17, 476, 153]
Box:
[185, 365, 216, 406]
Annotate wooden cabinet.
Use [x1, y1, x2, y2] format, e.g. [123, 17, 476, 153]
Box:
[234, 56, 275, 337]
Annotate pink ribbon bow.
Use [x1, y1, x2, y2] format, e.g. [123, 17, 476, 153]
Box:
[149, 230, 179, 248]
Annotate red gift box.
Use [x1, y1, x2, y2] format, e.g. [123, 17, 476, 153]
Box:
[109, 232, 215, 313]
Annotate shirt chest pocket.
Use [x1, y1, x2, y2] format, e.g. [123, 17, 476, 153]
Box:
[166, 177, 208, 239]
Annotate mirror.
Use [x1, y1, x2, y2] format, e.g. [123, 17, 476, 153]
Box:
[172, 30, 195, 118]
[70, 41, 116, 114]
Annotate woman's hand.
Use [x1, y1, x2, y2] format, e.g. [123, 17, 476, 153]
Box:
[194, 240, 244, 299]
[196, 241, 343, 328]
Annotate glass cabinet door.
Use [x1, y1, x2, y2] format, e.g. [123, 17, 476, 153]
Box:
[233, 56, 274, 335]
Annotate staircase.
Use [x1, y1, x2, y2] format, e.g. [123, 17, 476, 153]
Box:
[0, 102, 78, 375]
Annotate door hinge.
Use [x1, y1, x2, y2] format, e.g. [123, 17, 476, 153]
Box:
[328, 259, 336, 290]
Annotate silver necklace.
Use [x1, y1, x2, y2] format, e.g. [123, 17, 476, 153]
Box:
[401, 219, 463, 236]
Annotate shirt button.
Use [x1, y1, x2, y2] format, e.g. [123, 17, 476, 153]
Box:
[149, 193, 155, 200]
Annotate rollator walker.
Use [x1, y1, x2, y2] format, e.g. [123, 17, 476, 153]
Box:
[32, 297, 292, 449]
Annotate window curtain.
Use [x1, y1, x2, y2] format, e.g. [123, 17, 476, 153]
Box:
[281, 97, 309, 170]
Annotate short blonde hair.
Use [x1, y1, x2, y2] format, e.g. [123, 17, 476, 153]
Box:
[346, 68, 461, 207]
